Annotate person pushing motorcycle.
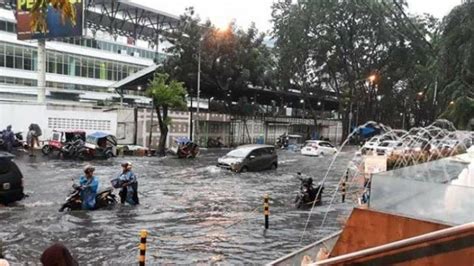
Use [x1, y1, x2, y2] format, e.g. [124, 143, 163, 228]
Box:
[78, 165, 99, 210]
[118, 162, 139, 205]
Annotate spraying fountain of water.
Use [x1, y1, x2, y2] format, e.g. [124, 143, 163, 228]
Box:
[299, 119, 472, 243]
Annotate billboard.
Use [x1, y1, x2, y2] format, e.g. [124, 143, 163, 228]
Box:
[16, 0, 83, 40]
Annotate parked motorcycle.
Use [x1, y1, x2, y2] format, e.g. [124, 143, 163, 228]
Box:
[59, 139, 92, 160]
[174, 137, 200, 158]
[58, 182, 117, 212]
[295, 176, 324, 208]
[207, 137, 224, 148]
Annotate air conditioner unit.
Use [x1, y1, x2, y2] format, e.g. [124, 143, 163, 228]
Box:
[118, 50, 127, 55]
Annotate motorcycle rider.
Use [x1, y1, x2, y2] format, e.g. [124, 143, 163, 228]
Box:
[2, 125, 14, 152]
[118, 162, 139, 205]
[298, 173, 323, 204]
[304, 177, 317, 200]
[78, 165, 99, 210]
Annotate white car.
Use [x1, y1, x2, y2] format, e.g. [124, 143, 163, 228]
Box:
[375, 140, 403, 156]
[301, 140, 337, 156]
[363, 136, 381, 152]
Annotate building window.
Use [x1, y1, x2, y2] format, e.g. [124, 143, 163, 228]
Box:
[5, 44, 13, 68]
[0, 40, 146, 82]
[0, 42, 4, 67]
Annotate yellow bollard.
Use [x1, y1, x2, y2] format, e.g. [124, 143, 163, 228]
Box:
[139, 230, 147, 266]
[264, 194, 269, 229]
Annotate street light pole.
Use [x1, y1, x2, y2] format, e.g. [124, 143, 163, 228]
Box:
[195, 40, 201, 145]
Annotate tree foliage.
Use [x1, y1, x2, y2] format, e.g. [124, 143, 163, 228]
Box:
[147, 73, 187, 155]
[436, 2, 474, 129]
[162, 8, 275, 114]
[272, 0, 445, 135]
[440, 96, 474, 130]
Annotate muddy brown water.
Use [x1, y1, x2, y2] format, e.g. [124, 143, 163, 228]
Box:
[0, 149, 354, 264]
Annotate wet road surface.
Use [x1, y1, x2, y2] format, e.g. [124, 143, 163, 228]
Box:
[0, 148, 355, 264]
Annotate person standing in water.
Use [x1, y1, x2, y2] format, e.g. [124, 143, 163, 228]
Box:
[78, 165, 99, 210]
[118, 162, 139, 205]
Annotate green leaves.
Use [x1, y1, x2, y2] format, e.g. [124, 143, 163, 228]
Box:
[162, 8, 274, 109]
[437, 2, 474, 117]
[146, 73, 187, 110]
[440, 96, 474, 130]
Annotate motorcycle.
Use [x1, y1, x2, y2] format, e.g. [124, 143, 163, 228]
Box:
[174, 137, 200, 158]
[59, 181, 117, 212]
[59, 139, 92, 160]
[207, 137, 224, 148]
[295, 177, 324, 209]
[275, 134, 288, 149]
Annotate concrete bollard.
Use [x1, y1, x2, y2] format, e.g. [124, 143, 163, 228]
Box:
[264, 194, 269, 229]
[139, 229, 147, 266]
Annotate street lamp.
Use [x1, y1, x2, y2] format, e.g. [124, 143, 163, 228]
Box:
[368, 74, 377, 83]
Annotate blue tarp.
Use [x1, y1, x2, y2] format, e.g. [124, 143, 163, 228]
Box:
[88, 131, 111, 138]
[359, 127, 376, 138]
[175, 137, 191, 145]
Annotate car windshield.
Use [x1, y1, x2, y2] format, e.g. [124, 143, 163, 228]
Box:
[226, 149, 250, 158]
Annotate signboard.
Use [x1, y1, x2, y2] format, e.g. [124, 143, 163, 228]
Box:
[16, 0, 83, 40]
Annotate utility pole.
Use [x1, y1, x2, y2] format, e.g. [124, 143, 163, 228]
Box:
[195, 41, 201, 145]
[37, 39, 46, 103]
[148, 101, 154, 149]
[189, 94, 193, 140]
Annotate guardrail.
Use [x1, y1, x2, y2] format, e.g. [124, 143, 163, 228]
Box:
[313, 222, 473, 265]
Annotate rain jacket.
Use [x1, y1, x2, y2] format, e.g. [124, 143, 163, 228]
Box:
[79, 175, 99, 210]
[118, 171, 139, 205]
[2, 129, 14, 152]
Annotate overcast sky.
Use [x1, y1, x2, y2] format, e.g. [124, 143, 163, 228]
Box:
[135, 0, 461, 32]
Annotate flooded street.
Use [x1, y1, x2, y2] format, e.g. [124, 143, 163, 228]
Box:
[1, 149, 354, 264]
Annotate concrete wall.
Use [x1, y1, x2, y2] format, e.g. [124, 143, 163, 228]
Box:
[0, 102, 117, 141]
[1, 102, 342, 148]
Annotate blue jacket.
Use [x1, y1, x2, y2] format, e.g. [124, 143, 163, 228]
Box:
[119, 171, 138, 205]
[79, 176, 99, 210]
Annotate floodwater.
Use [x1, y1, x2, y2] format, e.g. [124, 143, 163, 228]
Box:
[0, 149, 354, 264]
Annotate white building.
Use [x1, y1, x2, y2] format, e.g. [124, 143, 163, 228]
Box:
[0, 0, 178, 104]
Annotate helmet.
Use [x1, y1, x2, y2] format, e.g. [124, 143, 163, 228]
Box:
[121, 162, 132, 170]
[83, 164, 95, 174]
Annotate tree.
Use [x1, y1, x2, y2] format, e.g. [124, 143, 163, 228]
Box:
[440, 97, 474, 130]
[162, 8, 275, 115]
[30, 0, 76, 33]
[436, 2, 474, 128]
[147, 73, 187, 156]
[272, 0, 439, 138]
